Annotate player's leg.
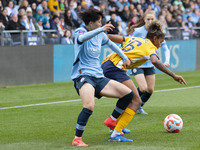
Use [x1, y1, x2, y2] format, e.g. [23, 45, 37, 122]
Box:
[142, 74, 155, 106]
[111, 79, 141, 139]
[134, 71, 149, 114]
[140, 67, 155, 107]
[100, 79, 133, 121]
[100, 80, 134, 141]
[72, 77, 95, 147]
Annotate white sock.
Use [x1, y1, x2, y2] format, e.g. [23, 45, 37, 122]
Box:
[111, 129, 120, 137]
[75, 136, 81, 139]
[110, 115, 117, 121]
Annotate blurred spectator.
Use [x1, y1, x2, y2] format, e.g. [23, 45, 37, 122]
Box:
[182, 9, 192, 22]
[139, 0, 146, 10]
[173, 0, 185, 11]
[18, 8, 26, 21]
[61, 29, 73, 44]
[0, 0, 4, 12]
[108, 0, 118, 14]
[58, 15, 64, 36]
[48, 0, 60, 12]
[70, 0, 78, 9]
[191, 9, 200, 24]
[166, 13, 178, 27]
[59, 0, 65, 12]
[185, 15, 196, 28]
[38, 0, 50, 13]
[185, 16, 198, 38]
[53, 10, 60, 17]
[138, 9, 144, 18]
[35, 5, 44, 21]
[154, 0, 161, 18]
[26, 7, 36, 24]
[119, 5, 131, 23]
[92, 0, 103, 7]
[36, 0, 42, 6]
[196, 18, 200, 27]
[50, 15, 59, 30]
[20, 14, 35, 36]
[5, 0, 18, 17]
[31, 2, 37, 17]
[7, 14, 25, 43]
[176, 4, 184, 16]
[176, 15, 185, 28]
[158, 14, 168, 35]
[107, 13, 119, 35]
[127, 15, 137, 32]
[49, 15, 59, 43]
[130, 8, 139, 20]
[145, 0, 156, 10]
[129, 3, 135, 12]
[183, 0, 190, 9]
[81, 1, 88, 11]
[18, 0, 29, 11]
[43, 9, 50, 27]
[64, 9, 79, 30]
[68, 2, 78, 21]
[34, 15, 46, 44]
[0, 8, 9, 29]
[115, 0, 123, 10]
[0, 19, 12, 46]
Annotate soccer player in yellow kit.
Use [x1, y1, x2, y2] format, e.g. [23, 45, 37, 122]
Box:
[102, 22, 186, 141]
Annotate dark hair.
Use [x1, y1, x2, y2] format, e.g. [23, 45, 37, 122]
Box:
[146, 21, 165, 40]
[52, 15, 59, 20]
[78, 8, 104, 25]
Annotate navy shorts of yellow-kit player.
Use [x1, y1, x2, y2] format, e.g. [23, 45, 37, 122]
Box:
[102, 60, 130, 82]
[73, 75, 110, 99]
[131, 67, 155, 76]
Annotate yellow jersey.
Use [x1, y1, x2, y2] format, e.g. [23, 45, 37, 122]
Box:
[102, 37, 159, 71]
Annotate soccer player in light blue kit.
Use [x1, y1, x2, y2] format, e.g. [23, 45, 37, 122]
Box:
[71, 8, 134, 147]
[127, 10, 170, 114]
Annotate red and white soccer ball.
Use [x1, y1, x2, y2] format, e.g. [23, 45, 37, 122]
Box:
[164, 114, 183, 133]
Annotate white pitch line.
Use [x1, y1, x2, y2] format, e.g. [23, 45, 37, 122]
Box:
[0, 85, 200, 110]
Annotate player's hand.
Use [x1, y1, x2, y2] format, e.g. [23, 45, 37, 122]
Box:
[173, 75, 186, 85]
[164, 62, 170, 67]
[103, 22, 115, 32]
[123, 59, 131, 69]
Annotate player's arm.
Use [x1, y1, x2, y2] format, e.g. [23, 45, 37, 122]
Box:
[150, 55, 186, 85]
[107, 34, 124, 44]
[78, 23, 115, 43]
[106, 40, 131, 69]
[161, 41, 170, 67]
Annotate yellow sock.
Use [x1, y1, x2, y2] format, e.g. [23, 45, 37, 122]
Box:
[116, 114, 122, 123]
[115, 108, 135, 133]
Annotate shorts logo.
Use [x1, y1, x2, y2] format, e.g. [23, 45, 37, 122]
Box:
[80, 77, 85, 82]
[133, 68, 137, 73]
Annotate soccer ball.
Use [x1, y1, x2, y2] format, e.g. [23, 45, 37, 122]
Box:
[164, 114, 183, 133]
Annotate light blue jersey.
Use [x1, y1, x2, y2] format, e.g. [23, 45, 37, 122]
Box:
[131, 25, 170, 68]
[71, 26, 128, 80]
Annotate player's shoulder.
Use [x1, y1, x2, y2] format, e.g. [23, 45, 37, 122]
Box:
[75, 26, 87, 34]
[134, 26, 146, 32]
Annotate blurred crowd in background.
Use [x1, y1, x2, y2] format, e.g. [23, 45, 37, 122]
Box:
[0, 0, 200, 45]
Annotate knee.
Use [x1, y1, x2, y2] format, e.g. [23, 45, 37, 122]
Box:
[84, 102, 95, 111]
[134, 94, 142, 107]
[130, 94, 142, 107]
[139, 86, 148, 93]
[147, 88, 154, 94]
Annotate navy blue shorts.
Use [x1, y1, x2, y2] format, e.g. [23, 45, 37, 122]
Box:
[131, 67, 155, 76]
[73, 75, 110, 99]
[101, 60, 130, 82]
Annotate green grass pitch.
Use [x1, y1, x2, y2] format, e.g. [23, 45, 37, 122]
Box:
[0, 71, 200, 150]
